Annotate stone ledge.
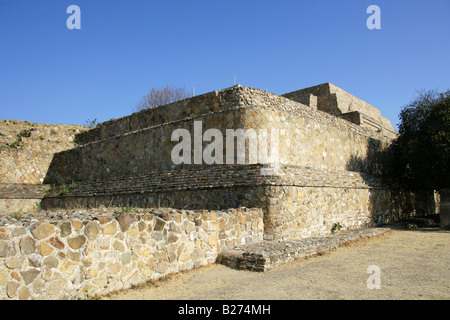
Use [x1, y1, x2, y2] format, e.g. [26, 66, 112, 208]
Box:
[42, 164, 384, 200]
[0, 183, 49, 199]
[217, 227, 392, 272]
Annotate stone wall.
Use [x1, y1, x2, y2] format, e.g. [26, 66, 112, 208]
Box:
[262, 185, 435, 240]
[0, 183, 49, 213]
[0, 84, 439, 299]
[0, 207, 263, 300]
[0, 120, 85, 184]
[0, 120, 86, 213]
[41, 85, 437, 241]
[44, 85, 395, 183]
[74, 88, 242, 145]
[40, 164, 436, 240]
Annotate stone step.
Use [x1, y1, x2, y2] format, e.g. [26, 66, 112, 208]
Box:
[217, 227, 392, 272]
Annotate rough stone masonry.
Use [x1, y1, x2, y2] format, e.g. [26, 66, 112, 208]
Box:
[0, 83, 437, 299]
[41, 83, 436, 238]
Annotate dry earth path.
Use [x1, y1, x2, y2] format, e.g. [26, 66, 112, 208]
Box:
[105, 227, 450, 300]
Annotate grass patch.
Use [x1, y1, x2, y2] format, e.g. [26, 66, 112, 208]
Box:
[113, 203, 138, 215]
[45, 181, 77, 196]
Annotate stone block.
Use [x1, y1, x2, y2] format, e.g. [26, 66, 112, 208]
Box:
[102, 221, 118, 235]
[68, 235, 86, 250]
[31, 223, 55, 240]
[116, 212, 133, 232]
[84, 221, 101, 240]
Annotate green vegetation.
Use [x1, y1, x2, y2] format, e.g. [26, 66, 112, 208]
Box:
[331, 222, 343, 233]
[46, 181, 77, 196]
[10, 210, 28, 220]
[2, 129, 32, 149]
[114, 203, 138, 214]
[84, 118, 98, 129]
[392, 89, 450, 191]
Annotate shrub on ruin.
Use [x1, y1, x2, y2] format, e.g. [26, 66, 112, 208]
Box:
[135, 85, 193, 111]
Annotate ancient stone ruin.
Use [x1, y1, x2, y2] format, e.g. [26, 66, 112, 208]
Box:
[41, 83, 433, 237]
[0, 83, 437, 299]
[0, 120, 85, 212]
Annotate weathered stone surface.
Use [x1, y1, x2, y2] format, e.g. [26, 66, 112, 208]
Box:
[208, 233, 218, 247]
[121, 252, 131, 265]
[113, 240, 125, 252]
[86, 267, 98, 279]
[32, 223, 55, 240]
[117, 212, 133, 232]
[0, 83, 438, 301]
[0, 227, 9, 240]
[19, 286, 31, 300]
[59, 260, 77, 275]
[105, 263, 121, 274]
[20, 236, 36, 254]
[27, 255, 41, 267]
[6, 281, 21, 298]
[10, 271, 21, 281]
[0, 268, 9, 285]
[98, 237, 110, 250]
[49, 236, 65, 250]
[47, 278, 65, 297]
[185, 222, 196, 234]
[138, 248, 151, 257]
[84, 221, 100, 240]
[71, 220, 83, 231]
[138, 221, 146, 231]
[167, 233, 179, 244]
[59, 222, 72, 237]
[68, 250, 81, 261]
[179, 253, 190, 262]
[12, 227, 26, 237]
[126, 225, 139, 238]
[102, 221, 118, 234]
[0, 240, 9, 257]
[97, 216, 112, 224]
[43, 256, 59, 268]
[38, 242, 53, 256]
[21, 268, 40, 285]
[218, 228, 392, 271]
[0, 120, 85, 191]
[5, 256, 25, 269]
[41, 267, 53, 281]
[142, 267, 153, 278]
[155, 261, 168, 274]
[154, 218, 165, 231]
[0, 204, 418, 301]
[70, 269, 85, 287]
[68, 235, 86, 250]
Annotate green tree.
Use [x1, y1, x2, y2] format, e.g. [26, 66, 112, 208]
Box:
[392, 89, 450, 191]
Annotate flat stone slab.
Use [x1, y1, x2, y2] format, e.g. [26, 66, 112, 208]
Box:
[217, 227, 392, 272]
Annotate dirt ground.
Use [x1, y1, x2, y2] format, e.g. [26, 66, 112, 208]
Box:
[104, 227, 450, 300]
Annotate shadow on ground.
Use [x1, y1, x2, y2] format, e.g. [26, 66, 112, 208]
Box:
[379, 214, 447, 233]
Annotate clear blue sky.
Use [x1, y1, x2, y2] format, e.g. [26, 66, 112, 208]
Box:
[1, 0, 449, 130]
